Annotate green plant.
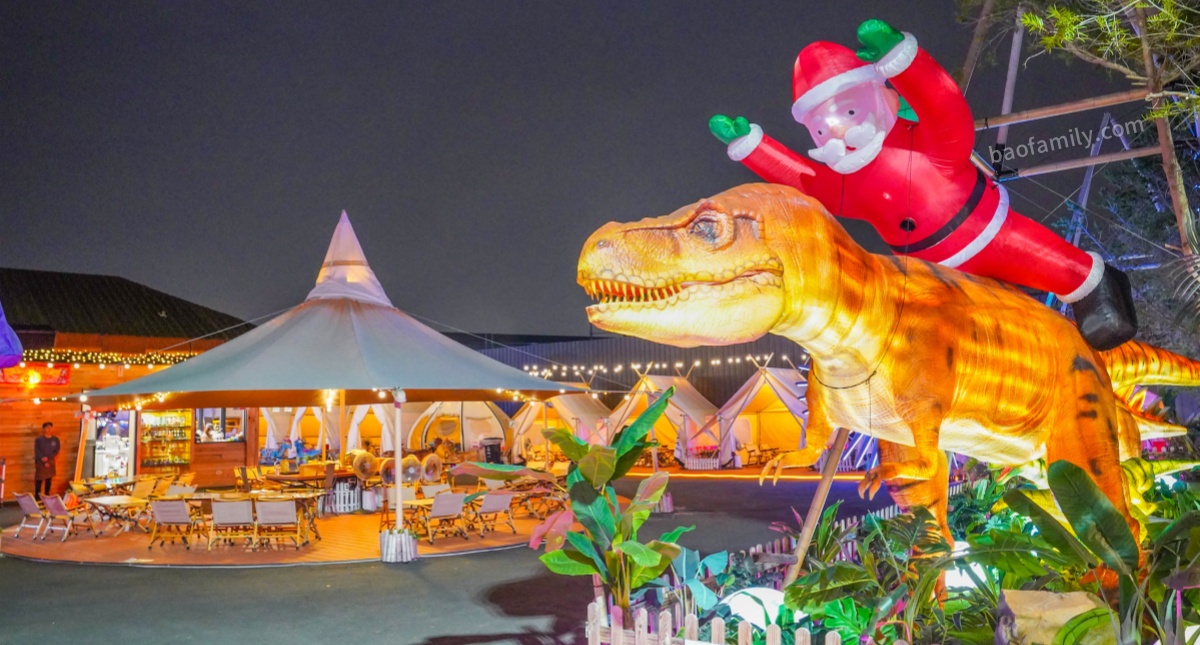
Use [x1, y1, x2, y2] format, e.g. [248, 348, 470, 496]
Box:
[986, 460, 1200, 643]
[452, 388, 693, 620]
[946, 460, 1018, 540]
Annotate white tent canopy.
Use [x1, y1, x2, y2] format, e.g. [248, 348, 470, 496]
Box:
[509, 385, 611, 461]
[706, 367, 809, 467]
[82, 212, 574, 414]
[607, 374, 717, 460]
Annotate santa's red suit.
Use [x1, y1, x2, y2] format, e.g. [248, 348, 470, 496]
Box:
[729, 35, 1107, 302]
[716, 25, 1143, 350]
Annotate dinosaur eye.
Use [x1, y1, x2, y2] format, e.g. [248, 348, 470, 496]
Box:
[689, 216, 721, 243]
[848, 109, 855, 116]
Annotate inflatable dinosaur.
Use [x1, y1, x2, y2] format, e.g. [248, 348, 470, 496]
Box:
[577, 183, 1200, 544]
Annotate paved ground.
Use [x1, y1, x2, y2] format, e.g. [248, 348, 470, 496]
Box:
[0, 477, 891, 645]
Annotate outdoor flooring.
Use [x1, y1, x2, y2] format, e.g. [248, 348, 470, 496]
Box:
[0, 507, 535, 567]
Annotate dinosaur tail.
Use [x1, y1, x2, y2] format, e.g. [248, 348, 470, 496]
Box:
[1101, 340, 1200, 390]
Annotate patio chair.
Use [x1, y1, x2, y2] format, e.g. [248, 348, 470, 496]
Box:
[413, 492, 469, 544]
[470, 492, 516, 536]
[148, 499, 198, 549]
[175, 472, 196, 486]
[128, 478, 157, 500]
[317, 463, 338, 516]
[208, 498, 257, 550]
[477, 478, 507, 492]
[40, 494, 98, 542]
[164, 484, 196, 497]
[13, 492, 47, 539]
[380, 485, 416, 531]
[255, 498, 302, 550]
[69, 480, 99, 500]
[150, 476, 176, 498]
[420, 483, 451, 498]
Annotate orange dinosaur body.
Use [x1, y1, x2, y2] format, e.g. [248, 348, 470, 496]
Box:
[577, 183, 1197, 545]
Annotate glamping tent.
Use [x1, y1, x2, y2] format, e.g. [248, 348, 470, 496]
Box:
[406, 400, 510, 455]
[607, 373, 716, 465]
[704, 367, 809, 468]
[509, 387, 611, 462]
[81, 212, 573, 452]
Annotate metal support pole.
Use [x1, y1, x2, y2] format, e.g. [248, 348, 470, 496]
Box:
[995, 7, 1025, 148]
[783, 426, 851, 586]
[393, 389, 405, 531]
[976, 89, 1148, 131]
[1004, 146, 1160, 179]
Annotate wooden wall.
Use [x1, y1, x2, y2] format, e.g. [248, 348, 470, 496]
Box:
[0, 362, 149, 499]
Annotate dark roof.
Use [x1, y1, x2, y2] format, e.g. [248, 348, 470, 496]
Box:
[0, 267, 249, 341]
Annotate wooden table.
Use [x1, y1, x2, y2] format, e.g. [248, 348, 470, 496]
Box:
[85, 495, 149, 534]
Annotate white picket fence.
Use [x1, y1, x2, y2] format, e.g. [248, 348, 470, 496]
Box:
[586, 599, 848, 644]
[681, 456, 721, 471]
[330, 480, 361, 513]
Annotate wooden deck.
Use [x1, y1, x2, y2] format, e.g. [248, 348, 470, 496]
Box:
[0, 509, 536, 567]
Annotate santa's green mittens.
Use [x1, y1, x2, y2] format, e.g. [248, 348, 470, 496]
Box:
[709, 114, 751, 145]
[856, 19, 905, 63]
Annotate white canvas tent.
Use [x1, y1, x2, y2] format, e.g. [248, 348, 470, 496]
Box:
[607, 373, 716, 462]
[407, 401, 510, 453]
[509, 385, 611, 461]
[82, 211, 572, 464]
[81, 212, 574, 416]
[704, 367, 809, 467]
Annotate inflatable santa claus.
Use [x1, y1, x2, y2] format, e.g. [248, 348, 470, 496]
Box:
[710, 19, 1137, 350]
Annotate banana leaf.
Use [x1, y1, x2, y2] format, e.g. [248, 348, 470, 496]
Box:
[619, 471, 669, 537]
[612, 387, 673, 459]
[1047, 461, 1139, 577]
[1051, 607, 1117, 645]
[540, 547, 600, 576]
[629, 539, 684, 589]
[577, 445, 618, 488]
[565, 530, 609, 578]
[542, 427, 590, 462]
[964, 530, 1060, 579]
[568, 479, 615, 548]
[1003, 488, 1097, 568]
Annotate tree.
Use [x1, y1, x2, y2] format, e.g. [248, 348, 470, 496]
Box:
[1018, 0, 1200, 255]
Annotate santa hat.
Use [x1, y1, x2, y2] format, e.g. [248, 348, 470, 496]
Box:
[791, 41, 883, 123]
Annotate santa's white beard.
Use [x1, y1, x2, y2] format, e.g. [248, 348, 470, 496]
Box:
[808, 122, 886, 174]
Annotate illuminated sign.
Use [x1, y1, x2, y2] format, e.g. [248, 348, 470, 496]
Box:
[1, 364, 72, 387]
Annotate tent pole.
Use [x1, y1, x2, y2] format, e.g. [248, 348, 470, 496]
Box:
[393, 390, 405, 532]
[338, 389, 348, 459]
[783, 426, 850, 586]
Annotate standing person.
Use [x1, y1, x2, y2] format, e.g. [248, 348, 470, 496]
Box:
[34, 421, 60, 496]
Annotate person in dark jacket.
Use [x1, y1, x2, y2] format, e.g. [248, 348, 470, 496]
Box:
[34, 421, 60, 496]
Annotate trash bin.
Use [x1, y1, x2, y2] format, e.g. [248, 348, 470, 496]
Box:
[481, 438, 503, 464]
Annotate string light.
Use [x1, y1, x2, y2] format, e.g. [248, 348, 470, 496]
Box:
[19, 349, 197, 367]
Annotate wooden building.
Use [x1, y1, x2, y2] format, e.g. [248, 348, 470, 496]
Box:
[0, 268, 251, 495]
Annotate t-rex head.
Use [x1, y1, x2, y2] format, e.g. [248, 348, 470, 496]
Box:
[578, 183, 851, 347]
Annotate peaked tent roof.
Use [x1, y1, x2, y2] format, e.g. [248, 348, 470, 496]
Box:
[607, 374, 716, 449]
[510, 383, 612, 454]
[705, 367, 809, 464]
[82, 212, 576, 410]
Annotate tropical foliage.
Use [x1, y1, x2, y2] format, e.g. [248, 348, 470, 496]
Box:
[452, 387, 693, 618]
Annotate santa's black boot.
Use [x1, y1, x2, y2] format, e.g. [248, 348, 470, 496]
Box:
[1069, 264, 1138, 351]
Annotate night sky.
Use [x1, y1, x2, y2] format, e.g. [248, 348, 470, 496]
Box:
[1, 1, 1128, 336]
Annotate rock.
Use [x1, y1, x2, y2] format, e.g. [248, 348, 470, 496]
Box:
[994, 590, 1116, 645]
